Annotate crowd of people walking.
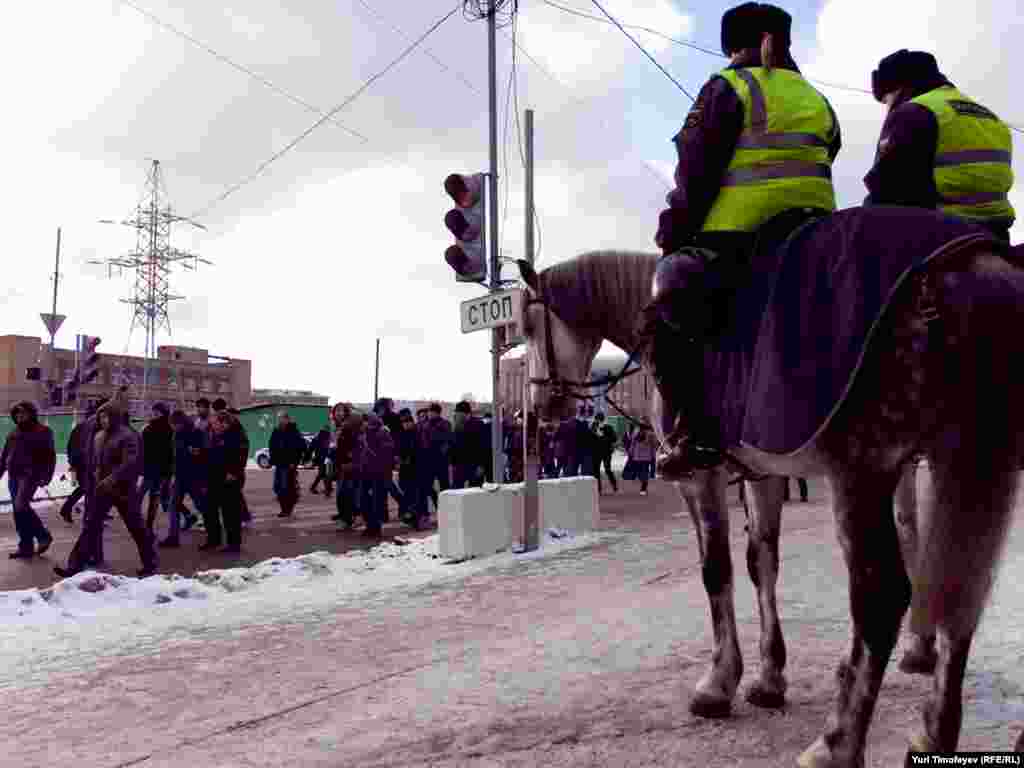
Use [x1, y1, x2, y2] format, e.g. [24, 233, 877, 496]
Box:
[0, 394, 671, 577]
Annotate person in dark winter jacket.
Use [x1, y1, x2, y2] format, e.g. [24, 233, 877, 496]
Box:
[269, 413, 306, 518]
[201, 410, 247, 553]
[359, 414, 395, 538]
[554, 416, 577, 477]
[141, 403, 174, 533]
[451, 401, 487, 489]
[161, 410, 206, 547]
[395, 408, 426, 528]
[419, 403, 452, 502]
[591, 413, 619, 495]
[308, 426, 332, 494]
[59, 397, 108, 524]
[331, 402, 364, 528]
[56, 398, 158, 578]
[231, 409, 252, 525]
[1, 401, 56, 559]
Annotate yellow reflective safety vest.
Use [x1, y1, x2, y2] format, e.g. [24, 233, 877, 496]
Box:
[702, 67, 838, 233]
[909, 86, 1015, 225]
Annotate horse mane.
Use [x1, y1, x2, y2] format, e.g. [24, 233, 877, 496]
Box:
[537, 249, 658, 352]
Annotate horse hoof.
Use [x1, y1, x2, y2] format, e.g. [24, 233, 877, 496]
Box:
[796, 736, 837, 768]
[746, 682, 786, 709]
[898, 646, 937, 676]
[908, 729, 937, 753]
[689, 691, 733, 719]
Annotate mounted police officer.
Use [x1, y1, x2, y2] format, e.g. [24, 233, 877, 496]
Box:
[865, 50, 1015, 242]
[646, 2, 841, 474]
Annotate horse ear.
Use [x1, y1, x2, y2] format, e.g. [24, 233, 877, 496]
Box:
[517, 259, 539, 291]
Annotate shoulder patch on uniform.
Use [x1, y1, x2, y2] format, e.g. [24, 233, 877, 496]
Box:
[677, 93, 706, 141]
[948, 100, 998, 121]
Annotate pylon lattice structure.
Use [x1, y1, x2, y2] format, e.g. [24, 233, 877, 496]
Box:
[92, 159, 210, 407]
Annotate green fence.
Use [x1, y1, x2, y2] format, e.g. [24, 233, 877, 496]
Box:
[0, 403, 331, 460]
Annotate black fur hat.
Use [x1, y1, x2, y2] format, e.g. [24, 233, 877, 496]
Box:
[871, 49, 941, 102]
[721, 3, 792, 56]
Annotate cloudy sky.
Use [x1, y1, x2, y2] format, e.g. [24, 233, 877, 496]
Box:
[2, 0, 1021, 404]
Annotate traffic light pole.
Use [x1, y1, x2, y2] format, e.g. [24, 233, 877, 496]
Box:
[487, 4, 503, 486]
[522, 108, 539, 551]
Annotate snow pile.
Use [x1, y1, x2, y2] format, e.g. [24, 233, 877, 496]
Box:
[0, 529, 608, 627]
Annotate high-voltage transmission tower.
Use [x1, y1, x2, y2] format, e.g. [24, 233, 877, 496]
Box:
[92, 159, 210, 406]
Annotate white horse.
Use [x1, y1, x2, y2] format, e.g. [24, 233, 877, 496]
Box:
[516, 234, 1024, 765]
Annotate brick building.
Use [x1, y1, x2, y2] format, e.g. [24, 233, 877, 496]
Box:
[0, 335, 251, 415]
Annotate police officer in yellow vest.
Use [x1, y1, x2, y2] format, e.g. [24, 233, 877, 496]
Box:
[648, 2, 841, 473]
[866, 49, 1015, 241]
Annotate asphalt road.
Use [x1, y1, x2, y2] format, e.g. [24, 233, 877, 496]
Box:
[4, 469, 1024, 767]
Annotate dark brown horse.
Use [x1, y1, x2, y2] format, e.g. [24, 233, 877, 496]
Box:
[517, 235, 1024, 765]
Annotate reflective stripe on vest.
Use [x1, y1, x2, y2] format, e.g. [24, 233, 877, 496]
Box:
[910, 86, 1015, 224]
[702, 67, 837, 233]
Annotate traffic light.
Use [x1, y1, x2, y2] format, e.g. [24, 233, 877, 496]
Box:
[66, 335, 101, 404]
[81, 335, 102, 384]
[444, 172, 486, 283]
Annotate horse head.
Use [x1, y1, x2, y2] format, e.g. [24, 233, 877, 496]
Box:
[516, 259, 602, 422]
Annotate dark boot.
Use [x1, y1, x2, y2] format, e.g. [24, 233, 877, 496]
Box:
[644, 249, 727, 476]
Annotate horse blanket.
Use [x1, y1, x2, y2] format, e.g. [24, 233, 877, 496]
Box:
[704, 205, 1002, 456]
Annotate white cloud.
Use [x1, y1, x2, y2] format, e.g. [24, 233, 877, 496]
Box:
[517, 0, 693, 88]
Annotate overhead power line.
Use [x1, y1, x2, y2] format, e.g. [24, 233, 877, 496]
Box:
[190, 3, 461, 220]
[588, 0, 697, 100]
[121, 0, 370, 143]
[353, 0, 483, 96]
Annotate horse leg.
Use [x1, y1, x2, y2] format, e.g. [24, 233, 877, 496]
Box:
[907, 449, 1018, 754]
[799, 468, 909, 768]
[894, 460, 937, 675]
[683, 467, 743, 718]
[743, 475, 788, 709]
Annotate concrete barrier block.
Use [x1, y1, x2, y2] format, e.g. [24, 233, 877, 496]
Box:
[438, 476, 600, 559]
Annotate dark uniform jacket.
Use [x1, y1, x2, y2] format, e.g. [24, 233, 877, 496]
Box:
[863, 75, 1013, 241]
[655, 52, 843, 257]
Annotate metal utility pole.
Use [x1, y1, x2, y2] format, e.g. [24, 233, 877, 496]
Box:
[374, 338, 381, 403]
[93, 160, 210, 416]
[39, 227, 68, 409]
[521, 108, 539, 551]
[487, 2, 503, 485]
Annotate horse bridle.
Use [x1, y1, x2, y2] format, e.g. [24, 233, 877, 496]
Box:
[523, 286, 650, 427]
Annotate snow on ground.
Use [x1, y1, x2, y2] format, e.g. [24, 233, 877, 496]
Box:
[0, 528, 615, 688]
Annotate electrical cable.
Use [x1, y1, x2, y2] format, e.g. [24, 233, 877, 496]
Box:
[189, 3, 461, 220]
[588, 0, 697, 101]
[353, 0, 483, 96]
[120, 0, 370, 143]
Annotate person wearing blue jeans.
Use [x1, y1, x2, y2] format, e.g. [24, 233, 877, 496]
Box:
[1, 401, 56, 559]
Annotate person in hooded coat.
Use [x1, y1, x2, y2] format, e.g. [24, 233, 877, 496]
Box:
[141, 402, 174, 534]
[0, 400, 56, 558]
[55, 398, 158, 578]
[359, 414, 395, 538]
[201, 410, 247, 553]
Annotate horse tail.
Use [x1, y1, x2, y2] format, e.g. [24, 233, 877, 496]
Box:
[914, 247, 1024, 636]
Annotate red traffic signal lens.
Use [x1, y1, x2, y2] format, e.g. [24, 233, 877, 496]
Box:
[444, 173, 481, 208]
[444, 209, 480, 241]
[445, 245, 470, 272]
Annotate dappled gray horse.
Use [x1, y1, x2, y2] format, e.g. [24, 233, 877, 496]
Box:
[517, 217, 1024, 766]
